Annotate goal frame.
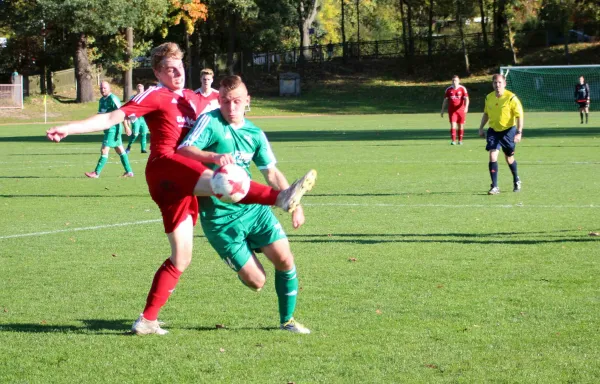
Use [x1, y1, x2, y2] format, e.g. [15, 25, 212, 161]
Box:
[500, 64, 600, 78]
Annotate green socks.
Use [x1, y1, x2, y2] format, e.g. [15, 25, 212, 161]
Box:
[94, 154, 108, 174]
[120, 153, 132, 173]
[275, 266, 298, 324]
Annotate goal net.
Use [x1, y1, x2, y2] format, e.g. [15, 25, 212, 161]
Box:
[500, 65, 599, 112]
[0, 75, 24, 109]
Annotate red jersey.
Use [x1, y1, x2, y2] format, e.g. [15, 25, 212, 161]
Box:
[193, 87, 220, 115]
[121, 85, 201, 159]
[445, 85, 469, 112]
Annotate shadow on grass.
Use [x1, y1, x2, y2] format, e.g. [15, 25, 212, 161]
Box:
[0, 320, 278, 334]
[2, 126, 600, 144]
[287, 230, 600, 245]
[0, 319, 132, 334]
[52, 95, 78, 104]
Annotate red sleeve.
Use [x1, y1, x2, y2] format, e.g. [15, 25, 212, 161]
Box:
[121, 89, 160, 120]
[444, 88, 450, 99]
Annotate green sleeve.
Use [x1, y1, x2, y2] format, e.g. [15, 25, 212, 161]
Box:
[253, 130, 277, 169]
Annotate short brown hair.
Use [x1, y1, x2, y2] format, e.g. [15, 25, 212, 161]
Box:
[220, 75, 244, 92]
[201, 68, 214, 77]
[452, 75, 459, 80]
[492, 73, 506, 82]
[151, 42, 184, 71]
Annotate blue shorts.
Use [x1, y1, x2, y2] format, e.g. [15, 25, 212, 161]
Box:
[486, 126, 517, 156]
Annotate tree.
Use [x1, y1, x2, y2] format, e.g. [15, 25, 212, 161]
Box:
[297, 0, 319, 61]
[456, 0, 471, 74]
[478, 0, 489, 50]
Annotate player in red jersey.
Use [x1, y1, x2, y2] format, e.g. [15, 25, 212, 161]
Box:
[441, 75, 470, 145]
[46, 42, 317, 335]
[194, 68, 220, 114]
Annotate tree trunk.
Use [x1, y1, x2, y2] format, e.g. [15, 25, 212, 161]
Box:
[457, 1, 470, 75]
[226, 13, 236, 75]
[478, 0, 489, 50]
[298, 0, 319, 62]
[341, 0, 347, 62]
[427, 0, 434, 60]
[399, 0, 413, 73]
[493, 0, 506, 49]
[74, 33, 94, 103]
[185, 32, 193, 85]
[356, 0, 360, 60]
[124, 27, 133, 101]
[563, 25, 570, 64]
[507, 20, 517, 65]
[406, 0, 414, 56]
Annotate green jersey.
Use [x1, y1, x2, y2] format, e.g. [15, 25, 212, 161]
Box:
[98, 93, 123, 132]
[180, 109, 277, 223]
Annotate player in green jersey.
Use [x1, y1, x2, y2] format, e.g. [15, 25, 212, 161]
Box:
[85, 81, 134, 178]
[178, 75, 312, 334]
[124, 84, 149, 154]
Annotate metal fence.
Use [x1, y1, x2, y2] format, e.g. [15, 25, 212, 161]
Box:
[210, 32, 491, 74]
[0, 75, 23, 109]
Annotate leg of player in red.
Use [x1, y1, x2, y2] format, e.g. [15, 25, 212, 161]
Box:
[457, 111, 466, 145]
[132, 156, 316, 335]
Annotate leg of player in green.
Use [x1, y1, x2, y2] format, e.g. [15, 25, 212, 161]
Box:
[126, 119, 140, 153]
[274, 266, 298, 323]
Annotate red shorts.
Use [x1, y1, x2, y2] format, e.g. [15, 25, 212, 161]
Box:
[449, 110, 466, 124]
[145, 153, 210, 233]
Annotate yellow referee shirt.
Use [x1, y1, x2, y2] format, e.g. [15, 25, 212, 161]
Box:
[484, 90, 524, 132]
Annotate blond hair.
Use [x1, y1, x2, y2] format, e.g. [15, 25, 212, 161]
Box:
[151, 42, 184, 71]
[201, 68, 214, 77]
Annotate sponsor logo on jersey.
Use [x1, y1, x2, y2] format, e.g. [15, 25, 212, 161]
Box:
[171, 98, 178, 104]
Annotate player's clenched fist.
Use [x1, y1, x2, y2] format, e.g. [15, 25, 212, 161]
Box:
[46, 126, 69, 142]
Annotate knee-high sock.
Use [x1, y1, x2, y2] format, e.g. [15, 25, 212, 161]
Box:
[458, 128, 464, 141]
[143, 258, 182, 321]
[127, 134, 139, 148]
[585, 112, 589, 123]
[508, 161, 519, 182]
[450, 128, 456, 142]
[94, 154, 108, 174]
[580, 112, 584, 122]
[239, 181, 279, 206]
[275, 266, 298, 323]
[120, 153, 132, 173]
[141, 134, 148, 151]
[489, 161, 498, 187]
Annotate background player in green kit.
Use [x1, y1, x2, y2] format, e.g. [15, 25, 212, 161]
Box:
[124, 84, 149, 154]
[178, 75, 312, 334]
[85, 81, 134, 178]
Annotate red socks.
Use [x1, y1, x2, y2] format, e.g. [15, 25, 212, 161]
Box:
[142, 258, 182, 321]
[450, 128, 457, 142]
[458, 129, 464, 142]
[239, 180, 279, 206]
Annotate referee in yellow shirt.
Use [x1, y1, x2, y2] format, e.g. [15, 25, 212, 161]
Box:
[479, 74, 524, 195]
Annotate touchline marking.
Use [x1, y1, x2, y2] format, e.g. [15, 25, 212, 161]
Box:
[303, 203, 599, 209]
[0, 219, 162, 240]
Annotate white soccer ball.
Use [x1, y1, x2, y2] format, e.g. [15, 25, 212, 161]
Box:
[210, 163, 251, 203]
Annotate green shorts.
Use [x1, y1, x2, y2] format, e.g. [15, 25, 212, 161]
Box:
[131, 117, 149, 135]
[102, 124, 123, 148]
[201, 205, 287, 272]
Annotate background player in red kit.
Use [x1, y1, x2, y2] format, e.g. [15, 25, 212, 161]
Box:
[46, 42, 317, 335]
[194, 68, 220, 114]
[441, 75, 470, 145]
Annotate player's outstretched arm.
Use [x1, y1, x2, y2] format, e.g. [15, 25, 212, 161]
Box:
[46, 109, 126, 142]
[261, 167, 305, 229]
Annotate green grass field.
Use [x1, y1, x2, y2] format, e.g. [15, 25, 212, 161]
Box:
[1, 112, 599, 383]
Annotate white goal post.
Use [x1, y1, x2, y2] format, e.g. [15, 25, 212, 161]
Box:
[499, 65, 599, 111]
[0, 75, 24, 109]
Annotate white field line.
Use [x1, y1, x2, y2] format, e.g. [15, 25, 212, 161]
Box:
[0, 219, 162, 240]
[1, 159, 599, 168]
[1, 202, 598, 240]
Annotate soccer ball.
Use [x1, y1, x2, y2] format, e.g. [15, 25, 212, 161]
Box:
[210, 163, 251, 203]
